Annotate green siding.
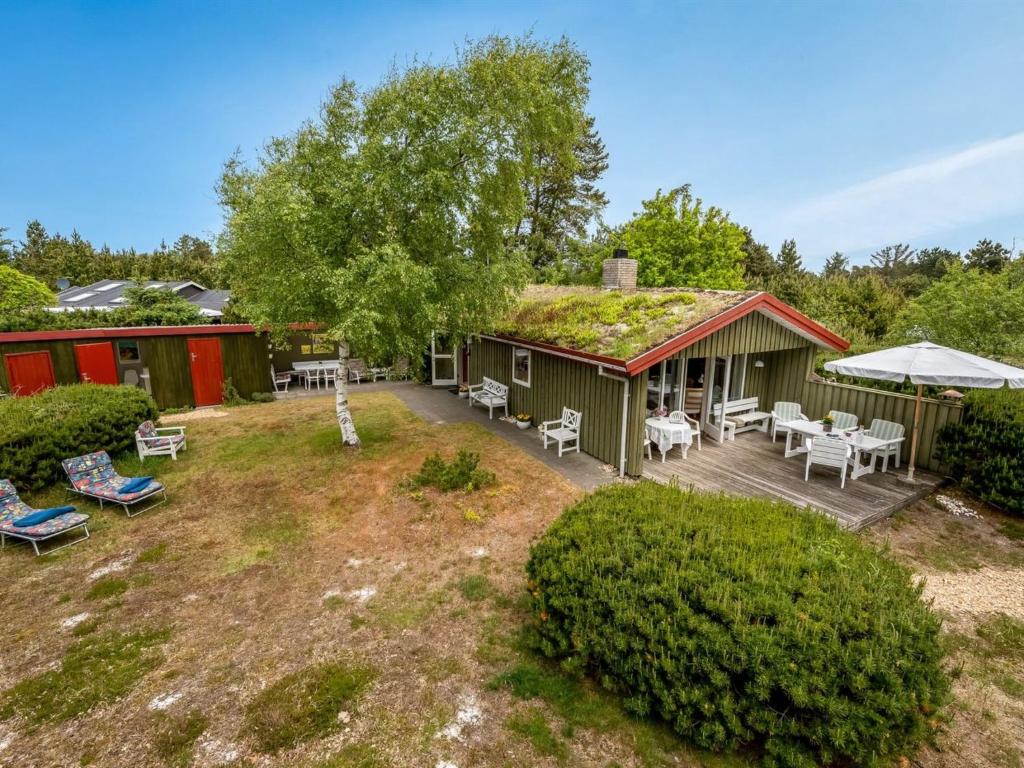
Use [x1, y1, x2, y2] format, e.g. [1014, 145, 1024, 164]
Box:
[222, 334, 273, 398]
[141, 337, 194, 410]
[469, 338, 638, 472]
[0, 340, 78, 389]
[680, 311, 809, 359]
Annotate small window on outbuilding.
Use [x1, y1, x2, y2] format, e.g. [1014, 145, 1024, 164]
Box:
[117, 341, 141, 363]
[512, 347, 531, 387]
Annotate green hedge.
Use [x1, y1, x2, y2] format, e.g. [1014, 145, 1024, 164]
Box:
[0, 384, 159, 491]
[937, 389, 1024, 515]
[527, 483, 949, 768]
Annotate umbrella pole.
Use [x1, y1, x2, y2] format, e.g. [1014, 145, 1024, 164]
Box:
[906, 383, 923, 482]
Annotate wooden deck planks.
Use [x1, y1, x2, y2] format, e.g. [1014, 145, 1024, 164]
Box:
[642, 432, 941, 530]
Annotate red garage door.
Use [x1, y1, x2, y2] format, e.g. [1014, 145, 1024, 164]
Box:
[74, 342, 119, 385]
[4, 351, 56, 396]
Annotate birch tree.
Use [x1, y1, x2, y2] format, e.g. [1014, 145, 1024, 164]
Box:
[218, 35, 592, 445]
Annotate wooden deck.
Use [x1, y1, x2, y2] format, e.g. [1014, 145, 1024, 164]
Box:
[642, 431, 942, 530]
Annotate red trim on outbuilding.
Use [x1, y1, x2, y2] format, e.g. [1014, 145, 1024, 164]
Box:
[0, 324, 258, 344]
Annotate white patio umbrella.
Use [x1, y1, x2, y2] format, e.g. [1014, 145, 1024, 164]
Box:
[824, 341, 1024, 481]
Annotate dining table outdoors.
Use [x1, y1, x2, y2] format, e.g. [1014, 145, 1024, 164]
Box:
[779, 418, 905, 480]
[645, 416, 694, 460]
[291, 360, 341, 389]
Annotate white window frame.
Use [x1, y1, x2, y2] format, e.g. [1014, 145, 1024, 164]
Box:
[512, 347, 531, 387]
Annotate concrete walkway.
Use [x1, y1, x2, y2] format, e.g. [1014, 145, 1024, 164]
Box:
[280, 381, 617, 491]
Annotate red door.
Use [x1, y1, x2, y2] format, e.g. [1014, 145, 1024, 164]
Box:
[74, 342, 119, 385]
[187, 338, 224, 406]
[4, 351, 56, 396]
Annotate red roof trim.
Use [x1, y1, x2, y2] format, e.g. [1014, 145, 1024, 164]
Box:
[624, 292, 849, 374]
[0, 324, 259, 343]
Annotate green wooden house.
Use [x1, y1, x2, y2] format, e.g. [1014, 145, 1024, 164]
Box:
[442, 254, 959, 476]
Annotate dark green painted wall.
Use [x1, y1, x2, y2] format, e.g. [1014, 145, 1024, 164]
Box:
[0, 332, 272, 410]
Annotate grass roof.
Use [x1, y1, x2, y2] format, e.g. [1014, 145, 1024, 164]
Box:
[493, 285, 756, 360]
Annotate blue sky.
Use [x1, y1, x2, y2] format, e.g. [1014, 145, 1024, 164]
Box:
[2, 0, 1023, 269]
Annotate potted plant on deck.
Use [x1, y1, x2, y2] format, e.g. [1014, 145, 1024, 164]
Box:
[821, 413, 834, 433]
[515, 413, 532, 430]
[457, 385, 470, 399]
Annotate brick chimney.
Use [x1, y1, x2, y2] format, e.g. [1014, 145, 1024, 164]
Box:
[602, 249, 637, 293]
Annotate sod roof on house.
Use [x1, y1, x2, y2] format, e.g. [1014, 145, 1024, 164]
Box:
[493, 285, 758, 361]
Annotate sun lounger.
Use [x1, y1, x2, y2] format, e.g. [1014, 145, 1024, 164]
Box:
[62, 451, 167, 517]
[0, 479, 90, 555]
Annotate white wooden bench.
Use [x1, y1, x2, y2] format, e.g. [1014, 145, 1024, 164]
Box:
[468, 377, 509, 419]
[712, 397, 772, 438]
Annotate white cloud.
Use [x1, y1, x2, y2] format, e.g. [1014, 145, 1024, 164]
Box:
[769, 132, 1024, 260]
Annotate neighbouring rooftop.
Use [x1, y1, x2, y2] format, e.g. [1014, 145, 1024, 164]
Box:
[492, 285, 757, 361]
[53, 279, 230, 318]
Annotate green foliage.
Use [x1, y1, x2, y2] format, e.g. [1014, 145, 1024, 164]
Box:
[0, 264, 54, 313]
[618, 185, 746, 289]
[517, 114, 609, 273]
[137, 542, 169, 563]
[10, 221, 221, 290]
[218, 34, 592, 368]
[526, 483, 949, 767]
[887, 262, 1024, 361]
[409, 449, 496, 492]
[498, 288, 701, 359]
[937, 389, 1024, 515]
[152, 709, 209, 767]
[86, 577, 130, 601]
[0, 628, 170, 724]
[505, 707, 569, 761]
[221, 377, 246, 406]
[250, 391, 276, 403]
[456, 574, 494, 602]
[0, 384, 159, 491]
[243, 661, 376, 753]
[116, 286, 204, 326]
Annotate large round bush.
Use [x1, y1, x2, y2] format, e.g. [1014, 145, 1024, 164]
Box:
[0, 384, 158, 491]
[527, 482, 948, 767]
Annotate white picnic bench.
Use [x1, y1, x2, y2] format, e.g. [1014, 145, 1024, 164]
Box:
[711, 397, 772, 439]
[468, 377, 508, 419]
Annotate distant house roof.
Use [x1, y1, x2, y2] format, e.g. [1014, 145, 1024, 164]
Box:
[488, 285, 848, 374]
[53, 280, 230, 317]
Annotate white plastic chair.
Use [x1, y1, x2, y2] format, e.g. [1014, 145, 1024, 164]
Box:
[771, 402, 807, 442]
[864, 418, 905, 472]
[271, 365, 292, 393]
[805, 437, 852, 488]
[668, 410, 702, 451]
[322, 365, 338, 388]
[828, 410, 859, 431]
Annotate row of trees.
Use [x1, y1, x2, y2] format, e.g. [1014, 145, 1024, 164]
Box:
[0, 222, 222, 290]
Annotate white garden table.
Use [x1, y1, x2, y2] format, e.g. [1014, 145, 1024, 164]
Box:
[645, 416, 694, 460]
[778, 419, 904, 480]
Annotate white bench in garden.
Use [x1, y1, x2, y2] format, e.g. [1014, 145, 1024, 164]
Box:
[712, 397, 772, 438]
[468, 377, 509, 419]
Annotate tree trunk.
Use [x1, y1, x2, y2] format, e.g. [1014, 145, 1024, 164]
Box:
[336, 340, 361, 447]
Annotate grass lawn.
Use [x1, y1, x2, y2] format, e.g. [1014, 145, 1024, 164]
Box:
[0, 390, 1020, 767]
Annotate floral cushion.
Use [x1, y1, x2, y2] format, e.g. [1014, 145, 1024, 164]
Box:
[137, 421, 159, 439]
[0, 479, 88, 538]
[136, 422, 184, 451]
[62, 452, 163, 502]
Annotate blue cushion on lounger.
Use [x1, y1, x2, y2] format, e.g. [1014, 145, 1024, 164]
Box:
[13, 505, 77, 527]
[119, 476, 153, 494]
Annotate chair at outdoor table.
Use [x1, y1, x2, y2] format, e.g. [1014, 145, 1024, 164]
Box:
[827, 410, 859, 430]
[863, 418, 906, 472]
[771, 401, 807, 443]
[805, 436, 852, 489]
[668, 410, 701, 451]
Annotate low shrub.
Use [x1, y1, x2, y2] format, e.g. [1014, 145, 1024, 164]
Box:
[410, 449, 496, 492]
[250, 391, 276, 403]
[0, 384, 158, 491]
[937, 389, 1024, 515]
[527, 483, 949, 768]
[243, 661, 375, 753]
